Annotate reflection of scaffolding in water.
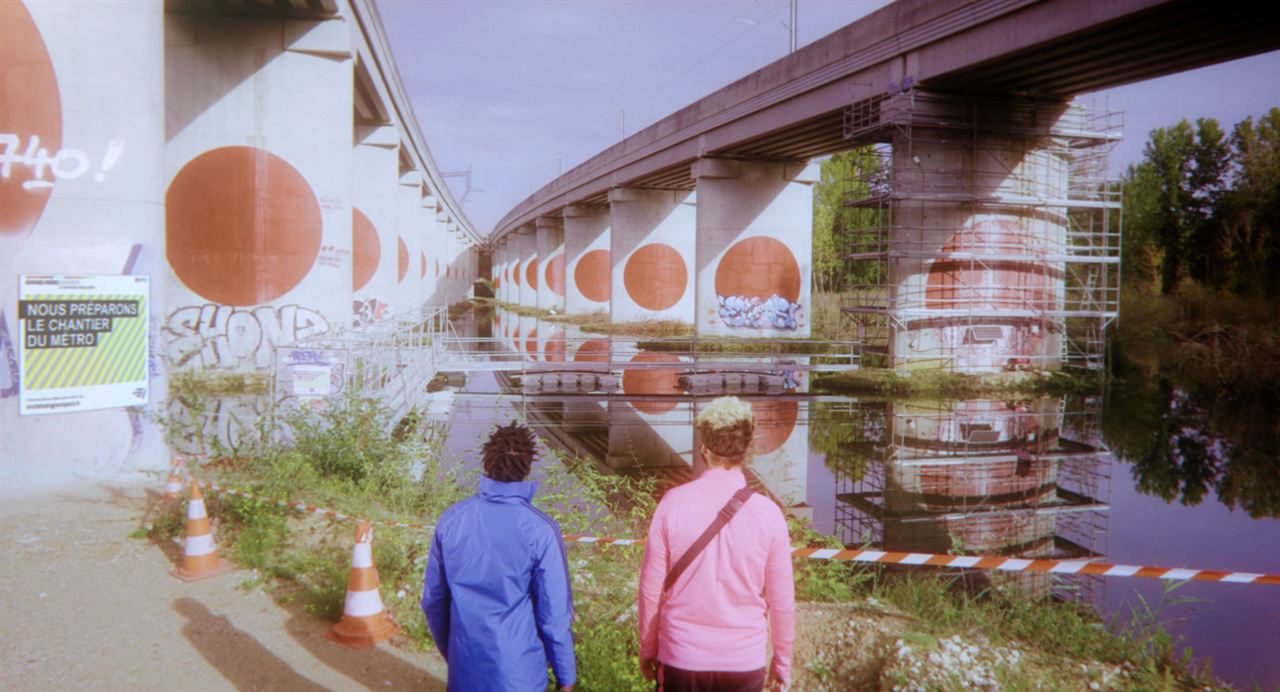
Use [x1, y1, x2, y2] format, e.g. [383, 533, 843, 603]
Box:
[833, 397, 1111, 601]
[839, 90, 1122, 371]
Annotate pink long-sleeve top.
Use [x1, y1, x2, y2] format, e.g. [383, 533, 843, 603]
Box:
[637, 466, 796, 683]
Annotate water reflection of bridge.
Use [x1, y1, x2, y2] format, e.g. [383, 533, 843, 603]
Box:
[833, 397, 1111, 600]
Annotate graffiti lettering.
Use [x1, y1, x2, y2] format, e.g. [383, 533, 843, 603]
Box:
[353, 297, 388, 327]
[164, 304, 330, 370]
[286, 349, 327, 365]
[1, 133, 126, 189]
[317, 244, 351, 269]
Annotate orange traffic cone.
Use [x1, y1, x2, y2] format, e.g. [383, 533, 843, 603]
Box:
[170, 480, 233, 582]
[163, 457, 187, 500]
[326, 522, 401, 648]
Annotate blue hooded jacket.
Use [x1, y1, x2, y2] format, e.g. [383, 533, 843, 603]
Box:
[422, 476, 576, 690]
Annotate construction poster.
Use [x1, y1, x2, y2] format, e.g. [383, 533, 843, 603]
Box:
[17, 274, 150, 415]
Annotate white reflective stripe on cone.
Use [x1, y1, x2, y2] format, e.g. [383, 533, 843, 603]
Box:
[344, 589, 385, 617]
[186, 533, 216, 557]
[188, 501, 208, 520]
[351, 543, 372, 568]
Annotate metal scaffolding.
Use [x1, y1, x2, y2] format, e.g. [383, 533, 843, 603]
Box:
[832, 396, 1111, 602]
[838, 89, 1122, 371]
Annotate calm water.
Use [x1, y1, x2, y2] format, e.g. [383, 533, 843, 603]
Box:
[436, 311, 1279, 688]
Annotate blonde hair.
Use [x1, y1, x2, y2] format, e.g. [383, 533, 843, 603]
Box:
[696, 396, 755, 463]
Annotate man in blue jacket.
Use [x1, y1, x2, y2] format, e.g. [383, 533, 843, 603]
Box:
[422, 422, 576, 691]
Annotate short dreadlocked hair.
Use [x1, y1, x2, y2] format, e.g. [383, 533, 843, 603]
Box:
[482, 421, 538, 482]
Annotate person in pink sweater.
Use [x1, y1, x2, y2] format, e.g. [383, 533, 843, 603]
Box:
[637, 396, 796, 691]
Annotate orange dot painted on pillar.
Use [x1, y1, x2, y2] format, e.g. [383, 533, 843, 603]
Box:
[545, 328, 566, 362]
[624, 243, 686, 311]
[512, 261, 521, 287]
[623, 352, 680, 414]
[525, 327, 538, 359]
[1, 2, 61, 237]
[397, 238, 408, 282]
[575, 249, 611, 303]
[526, 259, 538, 290]
[167, 146, 321, 306]
[714, 236, 800, 303]
[574, 338, 610, 363]
[352, 208, 380, 292]
[926, 220, 1050, 311]
[420, 251, 427, 280]
[546, 254, 566, 297]
[752, 400, 798, 454]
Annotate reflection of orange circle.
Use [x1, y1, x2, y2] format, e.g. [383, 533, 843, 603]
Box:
[623, 352, 681, 414]
[574, 338, 610, 363]
[397, 238, 408, 282]
[167, 147, 321, 306]
[525, 327, 538, 358]
[420, 251, 427, 280]
[352, 208, 380, 291]
[1, 3, 61, 236]
[575, 249, 611, 302]
[512, 260, 521, 287]
[526, 259, 538, 290]
[715, 236, 800, 303]
[752, 400, 798, 454]
[625, 243, 686, 310]
[545, 328, 566, 362]
[546, 254, 566, 297]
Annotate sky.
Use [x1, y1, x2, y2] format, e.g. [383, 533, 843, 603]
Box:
[375, 0, 1280, 235]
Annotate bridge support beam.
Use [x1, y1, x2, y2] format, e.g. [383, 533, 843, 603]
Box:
[396, 170, 424, 313]
[608, 188, 696, 326]
[692, 158, 817, 338]
[563, 205, 611, 317]
[353, 126, 399, 326]
[535, 217, 565, 315]
[514, 225, 537, 308]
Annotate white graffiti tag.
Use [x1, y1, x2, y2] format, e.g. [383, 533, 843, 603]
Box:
[0, 133, 126, 189]
[164, 304, 330, 370]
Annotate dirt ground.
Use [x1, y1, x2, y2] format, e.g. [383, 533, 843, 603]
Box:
[0, 473, 449, 691]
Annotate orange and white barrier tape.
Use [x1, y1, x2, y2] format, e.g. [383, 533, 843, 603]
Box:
[173, 472, 1280, 587]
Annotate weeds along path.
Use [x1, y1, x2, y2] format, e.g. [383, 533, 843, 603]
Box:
[0, 475, 448, 691]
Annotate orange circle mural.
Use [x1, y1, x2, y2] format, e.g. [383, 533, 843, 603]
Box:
[545, 328, 566, 362]
[546, 254, 566, 297]
[574, 249, 611, 303]
[715, 236, 800, 303]
[624, 243, 686, 311]
[623, 352, 681, 414]
[420, 251, 427, 280]
[397, 238, 408, 282]
[167, 146, 321, 306]
[751, 400, 798, 454]
[352, 208, 380, 292]
[926, 220, 1050, 311]
[512, 260, 521, 288]
[574, 338, 610, 363]
[526, 258, 538, 290]
[1, 3, 61, 236]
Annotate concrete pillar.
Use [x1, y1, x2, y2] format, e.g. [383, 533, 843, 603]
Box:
[396, 169, 424, 316]
[563, 204, 610, 317]
[887, 94, 1070, 371]
[495, 237, 510, 305]
[535, 216, 564, 315]
[513, 226, 536, 308]
[608, 188, 696, 325]
[353, 125, 398, 325]
[419, 191, 442, 307]
[164, 11, 353, 368]
[1, 0, 168, 484]
[692, 158, 816, 338]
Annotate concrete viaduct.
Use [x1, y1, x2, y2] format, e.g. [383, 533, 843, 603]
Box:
[489, 0, 1278, 361]
[2, 0, 481, 484]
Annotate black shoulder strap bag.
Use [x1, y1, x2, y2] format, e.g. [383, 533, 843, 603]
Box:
[663, 485, 756, 593]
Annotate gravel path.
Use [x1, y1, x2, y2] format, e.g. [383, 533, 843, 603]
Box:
[0, 473, 449, 691]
